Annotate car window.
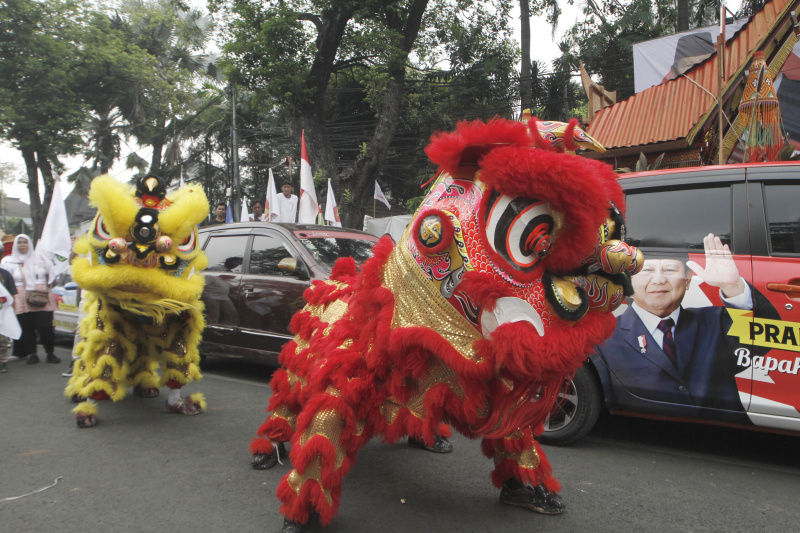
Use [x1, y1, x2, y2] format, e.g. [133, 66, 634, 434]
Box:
[624, 186, 732, 250]
[249, 235, 298, 276]
[203, 235, 247, 273]
[763, 183, 800, 255]
[295, 235, 376, 269]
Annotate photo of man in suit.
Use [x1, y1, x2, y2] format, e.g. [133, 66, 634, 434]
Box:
[594, 234, 753, 420]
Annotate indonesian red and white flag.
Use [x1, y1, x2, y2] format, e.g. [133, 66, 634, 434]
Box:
[374, 181, 391, 210]
[265, 168, 280, 222]
[325, 179, 342, 227]
[297, 130, 321, 224]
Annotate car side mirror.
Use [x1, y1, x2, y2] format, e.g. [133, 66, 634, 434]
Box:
[278, 257, 310, 280]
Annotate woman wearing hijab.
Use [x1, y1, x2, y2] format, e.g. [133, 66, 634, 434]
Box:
[0, 234, 59, 364]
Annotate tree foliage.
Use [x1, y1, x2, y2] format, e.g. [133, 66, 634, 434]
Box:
[565, 0, 726, 102]
[0, 0, 220, 237]
[213, 0, 517, 227]
[0, 0, 96, 238]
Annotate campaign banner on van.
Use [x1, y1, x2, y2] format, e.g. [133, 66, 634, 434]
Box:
[594, 239, 800, 432]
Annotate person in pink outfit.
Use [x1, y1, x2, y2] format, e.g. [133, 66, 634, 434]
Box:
[0, 235, 59, 365]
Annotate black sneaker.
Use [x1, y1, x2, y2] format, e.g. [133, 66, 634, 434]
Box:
[251, 442, 286, 470]
[26, 354, 40, 365]
[281, 517, 307, 533]
[46, 353, 61, 364]
[499, 483, 566, 515]
[408, 434, 454, 453]
[0, 362, 8, 373]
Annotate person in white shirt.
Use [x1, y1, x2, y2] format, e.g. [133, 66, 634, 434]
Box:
[275, 182, 298, 223]
[249, 201, 268, 222]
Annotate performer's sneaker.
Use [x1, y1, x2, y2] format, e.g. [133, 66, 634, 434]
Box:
[408, 434, 453, 454]
[252, 442, 286, 470]
[76, 413, 97, 428]
[61, 359, 74, 377]
[0, 362, 8, 373]
[46, 353, 61, 364]
[499, 484, 566, 515]
[280, 513, 317, 533]
[281, 517, 307, 533]
[133, 386, 160, 398]
[165, 397, 202, 415]
[26, 354, 40, 365]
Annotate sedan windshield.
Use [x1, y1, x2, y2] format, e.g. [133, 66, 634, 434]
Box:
[294, 230, 378, 270]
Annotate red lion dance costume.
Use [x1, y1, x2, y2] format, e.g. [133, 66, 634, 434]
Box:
[250, 116, 643, 532]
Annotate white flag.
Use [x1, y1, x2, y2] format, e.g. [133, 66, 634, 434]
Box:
[36, 181, 72, 281]
[297, 130, 321, 224]
[374, 181, 391, 210]
[240, 197, 250, 222]
[0, 283, 21, 340]
[325, 179, 342, 227]
[265, 168, 280, 222]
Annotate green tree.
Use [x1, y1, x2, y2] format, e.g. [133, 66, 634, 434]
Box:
[0, 0, 91, 239]
[214, 0, 516, 228]
[519, 0, 560, 113]
[112, 0, 218, 179]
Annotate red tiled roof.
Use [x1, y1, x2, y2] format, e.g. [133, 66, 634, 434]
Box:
[587, 0, 798, 150]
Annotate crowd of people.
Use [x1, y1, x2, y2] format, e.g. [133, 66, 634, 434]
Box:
[203, 181, 299, 226]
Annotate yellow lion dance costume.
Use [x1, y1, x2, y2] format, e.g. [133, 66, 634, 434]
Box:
[65, 174, 209, 428]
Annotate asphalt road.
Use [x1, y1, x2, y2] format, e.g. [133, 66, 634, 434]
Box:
[2, 344, 800, 533]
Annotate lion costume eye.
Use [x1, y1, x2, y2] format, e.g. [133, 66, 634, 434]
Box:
[94, 215, 113, 241]
[484, 192, 553, 271]
[177, 229, 196, 253]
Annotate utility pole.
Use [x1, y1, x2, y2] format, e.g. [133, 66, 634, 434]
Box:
[230, 82, 242, 221]
[718, 3, 726, 165]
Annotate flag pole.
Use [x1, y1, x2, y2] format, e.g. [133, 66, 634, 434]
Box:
[373, 198, 375, 218]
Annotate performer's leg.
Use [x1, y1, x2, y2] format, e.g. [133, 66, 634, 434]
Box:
[250, 365, 304, 469]
[482, 427, 565, 515]
[65, 299, 138, 427]
[276, 390, 369, 530]
[129, 339, 160, 398]
[159, 310, 205, 415]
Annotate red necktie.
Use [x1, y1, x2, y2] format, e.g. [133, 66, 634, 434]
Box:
[657, 318, 677, 367]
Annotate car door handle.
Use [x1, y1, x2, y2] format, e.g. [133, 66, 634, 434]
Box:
[766, 283, 800, 293]
[242, 284, 254, 293]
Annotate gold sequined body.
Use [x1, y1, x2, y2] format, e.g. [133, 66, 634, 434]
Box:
[261, 241, 550, 522]
[65, 292, 205, 403]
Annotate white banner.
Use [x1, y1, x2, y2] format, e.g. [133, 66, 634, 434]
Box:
[265, 168, 280, 222]
[36, 181, 72, 281]
[240, 197, 250, 222]
[325, 179, 342, 227]
[374, 181, 391, 210]
[298, 130, 321, 224]
[633, 17, 749, 93]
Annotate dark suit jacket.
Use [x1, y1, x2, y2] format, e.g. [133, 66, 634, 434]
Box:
[595, 304, 745, 414]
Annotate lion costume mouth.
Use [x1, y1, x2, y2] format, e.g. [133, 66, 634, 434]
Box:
[479, 297, 544, 338]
